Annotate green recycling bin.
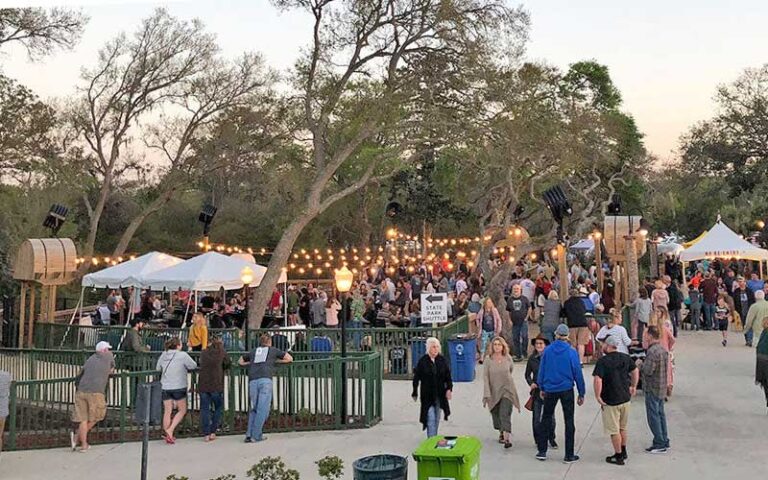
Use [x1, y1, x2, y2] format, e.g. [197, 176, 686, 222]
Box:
[412, 436, 481, 480]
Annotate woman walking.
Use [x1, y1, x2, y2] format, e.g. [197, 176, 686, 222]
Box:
[475, 298, 502, 362]
[412, 337, 453, 437]
[198, 337, 231, 442]
[482, 337, 520, 449]
[756, 317, 768, 411]
[187, 313, 208, 352]
[628, 288, 653, 341]
[651, 280, 670, 311]
[540, 291, 561, 343]
[156, 337, 198, 444]
[525, 335, 557, 450]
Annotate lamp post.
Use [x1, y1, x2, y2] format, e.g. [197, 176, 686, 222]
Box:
[591, 229, 604, 293]
[241, 266, 254, 351]
[334, 266, 353, 425]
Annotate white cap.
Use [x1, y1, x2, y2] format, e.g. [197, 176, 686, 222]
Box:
[95, 341, 112, 352]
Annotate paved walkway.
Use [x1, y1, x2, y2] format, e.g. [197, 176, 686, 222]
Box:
[1, 330, 764, 479]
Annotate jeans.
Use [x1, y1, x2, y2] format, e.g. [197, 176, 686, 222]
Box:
[690, 305, 701, 330]
[537, 389, 575, 457]
[644, 391, 670, 449]
[540, 327, 555, 344]
[703, 303, 716, 329]
[745, 328, 754, 346]
[246, 378, 273, 440]
[532, 394, 556, 447]
[426, 403, 441, 437]
[511, 322, 529, 358]
[481, 331, 494, 357]
[636, 322, 646, 344]
[200, 391, 223, 436]
[669, 309, 680, 337]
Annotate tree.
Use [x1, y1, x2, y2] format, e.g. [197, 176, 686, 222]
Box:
[70, 8, 270, 262]
[681, 65, 768, 196]
[0, 7, 87, 58]
[0, 74, 57, 179]
[248, 0, 530, 322]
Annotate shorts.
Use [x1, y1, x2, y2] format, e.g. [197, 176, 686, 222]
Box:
[718, 319, 729, 331]
[72, 392, 107, 423]
[601, 401, 630, 436]
[569, 326, 591, 346]
[162, 389, 188, 401]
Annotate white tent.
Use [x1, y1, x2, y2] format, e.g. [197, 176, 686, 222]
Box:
[569, 238, 594, 253]
[679, 220, 768, 262]
[137, 251, 286, 291]
[81, 252, 184, 288]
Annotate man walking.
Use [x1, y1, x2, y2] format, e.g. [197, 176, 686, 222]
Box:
[71, 341, 115, 452]
[563, 289, 590, 364]
[593, 336, 639, 465]
[506, 285, 531, 360]
[239, 334, 293, 442]
[535, 324, 586, 463]
[664, 275, 682, 337]
[744, 290, 768, 347]
[700, 272, 718, 330]
[637, 326, 670, 453]
[733, 277, 755, 340]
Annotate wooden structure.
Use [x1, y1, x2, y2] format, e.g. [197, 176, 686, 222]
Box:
[12, 238, 78, 347]
[603, 216, 647, 307]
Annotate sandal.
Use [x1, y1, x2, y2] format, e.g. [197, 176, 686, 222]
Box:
[498, 433, 504, 444]
[504, 441, 513, 449]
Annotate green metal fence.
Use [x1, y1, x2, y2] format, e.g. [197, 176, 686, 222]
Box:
[1, 350, 382, 451]
[31, 316, 470, 378]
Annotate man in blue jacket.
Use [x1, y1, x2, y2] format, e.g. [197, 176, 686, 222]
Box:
[535, 324, 586, 463]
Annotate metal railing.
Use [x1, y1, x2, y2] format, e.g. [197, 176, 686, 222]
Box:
[30, 316, 470, 378]
[2, 350, 382, 451]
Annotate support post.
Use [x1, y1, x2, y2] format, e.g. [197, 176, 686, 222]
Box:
[18, 282, 27, 348]
[140, 382, 151, 480]
[649, 241, 659, 278]
[557, 244, 568, 301]
[28, 286, 36, 348]
[340, 294, 348, 425]
[595, 237, 604, 293]
[625, 236, 640, 305]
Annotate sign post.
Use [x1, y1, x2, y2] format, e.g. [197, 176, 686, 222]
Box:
[421, 293, 448, 324]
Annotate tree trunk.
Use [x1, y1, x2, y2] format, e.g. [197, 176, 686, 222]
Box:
[112, 188, 177, 257]
[79, 177, 112, 275]
[249, 214, 313, 328]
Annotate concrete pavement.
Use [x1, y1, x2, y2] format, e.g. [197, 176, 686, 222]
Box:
[1, 329, 765, 479]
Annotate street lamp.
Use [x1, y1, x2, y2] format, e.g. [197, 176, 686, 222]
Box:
[241, 266, 254, 351]
[334, 266, 353, 425]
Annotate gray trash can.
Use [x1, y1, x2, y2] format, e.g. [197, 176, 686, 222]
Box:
[353, 454, 408, 480]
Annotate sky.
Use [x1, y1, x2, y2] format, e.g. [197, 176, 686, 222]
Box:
[1, 0, 768, 160]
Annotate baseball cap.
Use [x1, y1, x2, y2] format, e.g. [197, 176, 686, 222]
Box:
[604, 335, 620, 348]
[95, 341, 112, 352]
[555, 324, 570, 337]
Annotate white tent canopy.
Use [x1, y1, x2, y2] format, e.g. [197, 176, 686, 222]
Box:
[136, 251, 286, 291]
[81, 252, 184, 288]
[679, 220, 768, 262]
[569, 238, 594, 252]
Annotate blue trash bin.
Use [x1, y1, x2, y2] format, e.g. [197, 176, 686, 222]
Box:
[448, 335, 477, 382]
[411, 337, 427, 372]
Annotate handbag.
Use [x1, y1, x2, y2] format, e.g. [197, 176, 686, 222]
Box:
[524, 394, 534, 412]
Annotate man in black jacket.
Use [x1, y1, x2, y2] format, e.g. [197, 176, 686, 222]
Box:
[563, 289, 589, 364]
[664, 276, 682, 337]
[733, 276, 755, 331]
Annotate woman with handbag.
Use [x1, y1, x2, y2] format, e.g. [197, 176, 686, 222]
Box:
[482, 336, 520, 449]
[525, 335, 558, 450]
[156, 337, 198, 444]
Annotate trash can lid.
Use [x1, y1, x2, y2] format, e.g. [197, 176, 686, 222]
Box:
[412, 436, 482, 461]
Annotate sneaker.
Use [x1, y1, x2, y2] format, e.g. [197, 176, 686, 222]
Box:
[253, 436, 267, 442]
[621, 448, 628, 460]
[244, 437, 253, 443]
[549, 440, 559, 450]
[605, 454, 625, 466]
[563, 455, 580, 464]
[535, 451, 547, 461]
[70, 431, 77, 452]
[646, 447, 667, 454]
[722, 339, 727, 347]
